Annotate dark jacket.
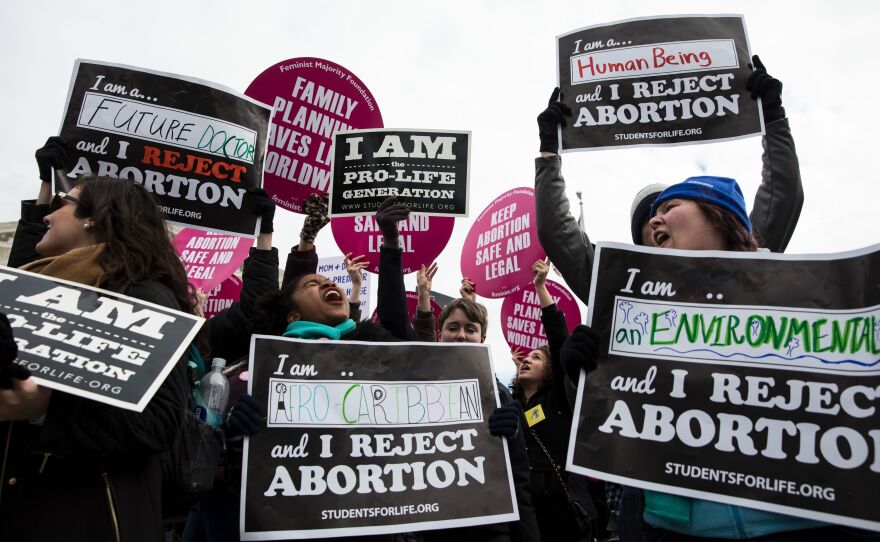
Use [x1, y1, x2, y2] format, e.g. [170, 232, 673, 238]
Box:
[201, 246, 279, 364]
[1, 201, 189, 542]
[516, 304, 572, 473]
[377, 251, 540, 542]
[535, 117, 805, 305]
[515, 304, 602, 541]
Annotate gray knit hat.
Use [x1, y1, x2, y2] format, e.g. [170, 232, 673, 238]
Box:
[630, 183, 668, 245]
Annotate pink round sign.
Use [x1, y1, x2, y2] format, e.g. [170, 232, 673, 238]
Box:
[173, 228, 254, 291]
[245, 58, 383, 213]
[331, 215, 454, 274]
[201, 274, 243, 320]
[371, 291, 443, 340]
[501, 279, 581, 351]
[460, 187, 546, 298]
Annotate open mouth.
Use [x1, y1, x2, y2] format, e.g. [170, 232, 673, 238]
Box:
[323, 290, 344, 305]
[653, 231, 670, 247]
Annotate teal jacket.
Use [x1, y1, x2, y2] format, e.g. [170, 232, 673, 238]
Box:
[643, 491, 827, 539]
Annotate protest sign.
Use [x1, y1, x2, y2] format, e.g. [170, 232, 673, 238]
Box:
[329, 129, 470, 217]
[58, 59, 271, 236]
[0, 266, 203, 411]
[557, 15, 762, 150]
[241, 336, 518, 539]
[245, 58, 384, 213]
[173, 228, 253, 291]
[501, 280, 580, 351]
[317, 255, 372, 318]
[461, 187, 545, 298]
[567, 242, 880, 531]
[371, 291, 443, 341]
[331, 214, 454, 275]
[201, 274, 243, 320]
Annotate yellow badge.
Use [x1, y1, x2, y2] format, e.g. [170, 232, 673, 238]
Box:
[525, 404, 546, 427]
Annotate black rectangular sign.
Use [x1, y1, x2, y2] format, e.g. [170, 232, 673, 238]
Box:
[329, 129, 470, 217]
[568, 243, 880, 531]
[557, 15, 762, 150]
[241, 336, 517, 540]
[2, 266, 203, 411]
[58, 59, 271, 236]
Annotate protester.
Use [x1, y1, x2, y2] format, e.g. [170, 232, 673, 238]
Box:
[0, 138, 193, 542]
[560, 176, 874, 541]
[536, 56, 804, 305]
[511, 259, 605, 542]
[281, 194, 377, 325]
[368, 201, 540, 542]
[181, 188, 280, 542]
[185, 194, 407, 542]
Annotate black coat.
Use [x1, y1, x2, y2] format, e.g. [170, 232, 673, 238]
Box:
[515, 304, 604, 541]
[1, 201, 189, 542]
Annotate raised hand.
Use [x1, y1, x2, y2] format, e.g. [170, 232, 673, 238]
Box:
[537, 87, 573, 154]
[459, 277, 477, 301]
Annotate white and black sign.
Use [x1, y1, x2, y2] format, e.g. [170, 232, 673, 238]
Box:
[1, 266, 203, 411]
[557, 15, 762, 150]
[58, 59, 272, 236]
[567, 243, 880, 530]
[241, 336, 517, 540]
[316, 255, 372, 317]
[329, 129, 470, 217]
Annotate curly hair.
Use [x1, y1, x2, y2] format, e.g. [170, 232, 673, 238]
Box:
[254, 278, 300, 336]
[511, 345, 553, 400]
[72, 176, 195, 314]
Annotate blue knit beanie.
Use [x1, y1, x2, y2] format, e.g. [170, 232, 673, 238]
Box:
[649, 176, 751, 232]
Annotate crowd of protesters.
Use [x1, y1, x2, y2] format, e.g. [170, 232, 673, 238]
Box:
[0, 53, 875, 542]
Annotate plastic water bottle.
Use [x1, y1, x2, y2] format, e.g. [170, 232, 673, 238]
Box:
[195, 358, 229, 427]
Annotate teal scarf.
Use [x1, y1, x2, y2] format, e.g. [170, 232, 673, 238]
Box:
[283, 319, 356, 340]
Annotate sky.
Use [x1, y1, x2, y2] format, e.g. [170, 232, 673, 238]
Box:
[1, 0, 876, 385]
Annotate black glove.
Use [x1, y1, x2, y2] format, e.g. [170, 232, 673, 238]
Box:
[537, 88, 573, 154]
[300, 193, 330, 243]
[248, 188, 275, 234]
[0, 313, 29, 389]
[375, 196, 410, 242]
[35, 136, 69, 183]
[746, 55, 785, 124]
[561, 324, 601, 382]
[224, 394, 263, 438]
[489, 401, 523, 440]
[489, 401, 522, 440]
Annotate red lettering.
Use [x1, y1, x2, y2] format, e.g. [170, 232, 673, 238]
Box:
[576, 56, 595, 78]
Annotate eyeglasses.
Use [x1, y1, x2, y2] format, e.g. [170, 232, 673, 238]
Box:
[50, 191, 81, 212]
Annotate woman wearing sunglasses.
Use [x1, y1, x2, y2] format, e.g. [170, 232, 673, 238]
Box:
[1, 137, 193, 542]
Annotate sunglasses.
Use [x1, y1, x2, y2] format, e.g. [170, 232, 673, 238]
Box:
[50, 191, 81, 212]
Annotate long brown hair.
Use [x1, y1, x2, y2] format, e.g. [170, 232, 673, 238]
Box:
[73, 176, 195, 314]
[695, 202, 761, 252]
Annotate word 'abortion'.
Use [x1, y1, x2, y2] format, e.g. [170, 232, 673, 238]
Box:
[265, 429, 487, 496]
[601, 368, 880, 473]
[573, 74, 740, 127]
